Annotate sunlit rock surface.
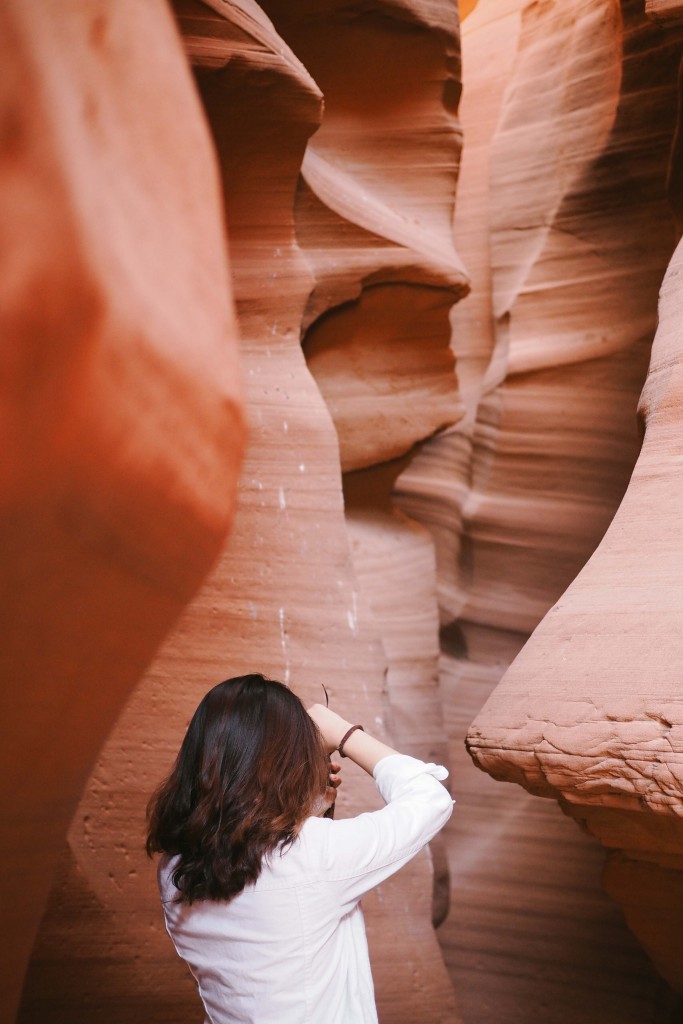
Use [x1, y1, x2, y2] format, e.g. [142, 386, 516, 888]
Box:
[12, 0, 683, 1020]
[19, 2, 462, 1022]
[468, 230, 683, 993]
[268, 0, 469, 475]
[0, 2, 245, 1021]
[446, 0, 683, 1003]
[267, 0, 468, 941]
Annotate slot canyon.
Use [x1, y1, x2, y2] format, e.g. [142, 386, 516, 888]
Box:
[2, 0, 683, 1022]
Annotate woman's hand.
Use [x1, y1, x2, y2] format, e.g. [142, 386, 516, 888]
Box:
[324, 760, 341, 811]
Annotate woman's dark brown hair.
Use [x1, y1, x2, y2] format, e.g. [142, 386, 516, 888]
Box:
[146, 674, 329, 903]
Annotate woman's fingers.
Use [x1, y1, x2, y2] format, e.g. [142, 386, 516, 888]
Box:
[328, 761, 342, 791]
[324, 761, 341, 807]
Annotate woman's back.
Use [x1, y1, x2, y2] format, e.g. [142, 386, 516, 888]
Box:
[158, 752, 452, 1024]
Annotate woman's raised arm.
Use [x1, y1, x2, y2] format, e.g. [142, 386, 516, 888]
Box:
[307, 704, 400, 775]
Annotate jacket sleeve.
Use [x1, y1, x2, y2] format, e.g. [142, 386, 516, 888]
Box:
[319, 753, 454, 914]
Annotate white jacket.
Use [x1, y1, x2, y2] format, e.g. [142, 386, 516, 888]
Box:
[158, 753, 453, 1024]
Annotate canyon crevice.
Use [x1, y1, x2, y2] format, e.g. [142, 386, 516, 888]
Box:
[5, 1, 683, 1022]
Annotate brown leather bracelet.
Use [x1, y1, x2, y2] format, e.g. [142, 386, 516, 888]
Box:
[338, 724, 364, 757]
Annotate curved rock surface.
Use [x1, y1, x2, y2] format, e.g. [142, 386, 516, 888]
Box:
[450, 0, 683, 1000]
[274, 0, 469, 475]
[269, 0, 468, 940]
[14, 0, 683, 1018]
[0, 2, 245, 1020]
[468, 230, 683, 992]
[395, 0, 683, 1014]
[20, 2, 462, 1022]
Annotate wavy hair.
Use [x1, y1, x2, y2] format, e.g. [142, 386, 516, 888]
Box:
[146, 675, 329, 903]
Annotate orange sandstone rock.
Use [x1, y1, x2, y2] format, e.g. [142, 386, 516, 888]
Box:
[0, 1, 245, 1020]
[468, 227, 683, 991]
[265, 0, 467, 1007]
[457, 0, 683, 997]
[21, 3, 461, 1022]
[272, 0, 469, 477]
[266, 0, 468, 958]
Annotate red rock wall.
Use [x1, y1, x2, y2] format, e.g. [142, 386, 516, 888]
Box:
[417, 0, 683, 1007]
[266, 0, 470, 929]
[18, 2, 464, 1022]
[11, 0, 683, 1020]
[0, 2, 245, 1021]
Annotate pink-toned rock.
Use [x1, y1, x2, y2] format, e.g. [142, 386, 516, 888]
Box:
[21, 3, 461, 1022]
[268, 0, 468, 948]
[468, 230, 683, 991]
[458, 0, 683, 998]
[262, 0, 468, 475]
[398, 0, 683, 1012]
[0, 2, 244, 1020]
[305, 284, 464, 472]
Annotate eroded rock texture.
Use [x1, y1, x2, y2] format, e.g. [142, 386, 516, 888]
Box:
[19, 2, 464, 1022]
[445, 0, 683, 1001]
[468, 235, 683, 993]
[0, 2, 245, 1021]
[263, 0, 469, 931]
[15, 0, 683, 1019]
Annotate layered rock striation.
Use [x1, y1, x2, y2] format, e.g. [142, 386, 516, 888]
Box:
[13, 0, 683, 1019]
[468, 232, 683, 993]
[0, 2, 245, 1020]
[446, 0, 683, 999]
[20, 2, 465, 1022]
[264, 0, 470, 935]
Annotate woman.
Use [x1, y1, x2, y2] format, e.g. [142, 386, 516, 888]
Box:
[147, 674, 452, 1024]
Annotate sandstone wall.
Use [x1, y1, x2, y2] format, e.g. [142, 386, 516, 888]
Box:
[263, 0, 470, 925]
[19, 2, 465, 1021]
[10, 0, 683, 1020]
[425, 0, 683, 1006]
[0, 2, 245, 1021]
[468, 231, 683, 993]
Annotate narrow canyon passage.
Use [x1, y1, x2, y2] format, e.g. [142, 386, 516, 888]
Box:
[425, 2, 683, 1021]
[5, 1, 683, 1022]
